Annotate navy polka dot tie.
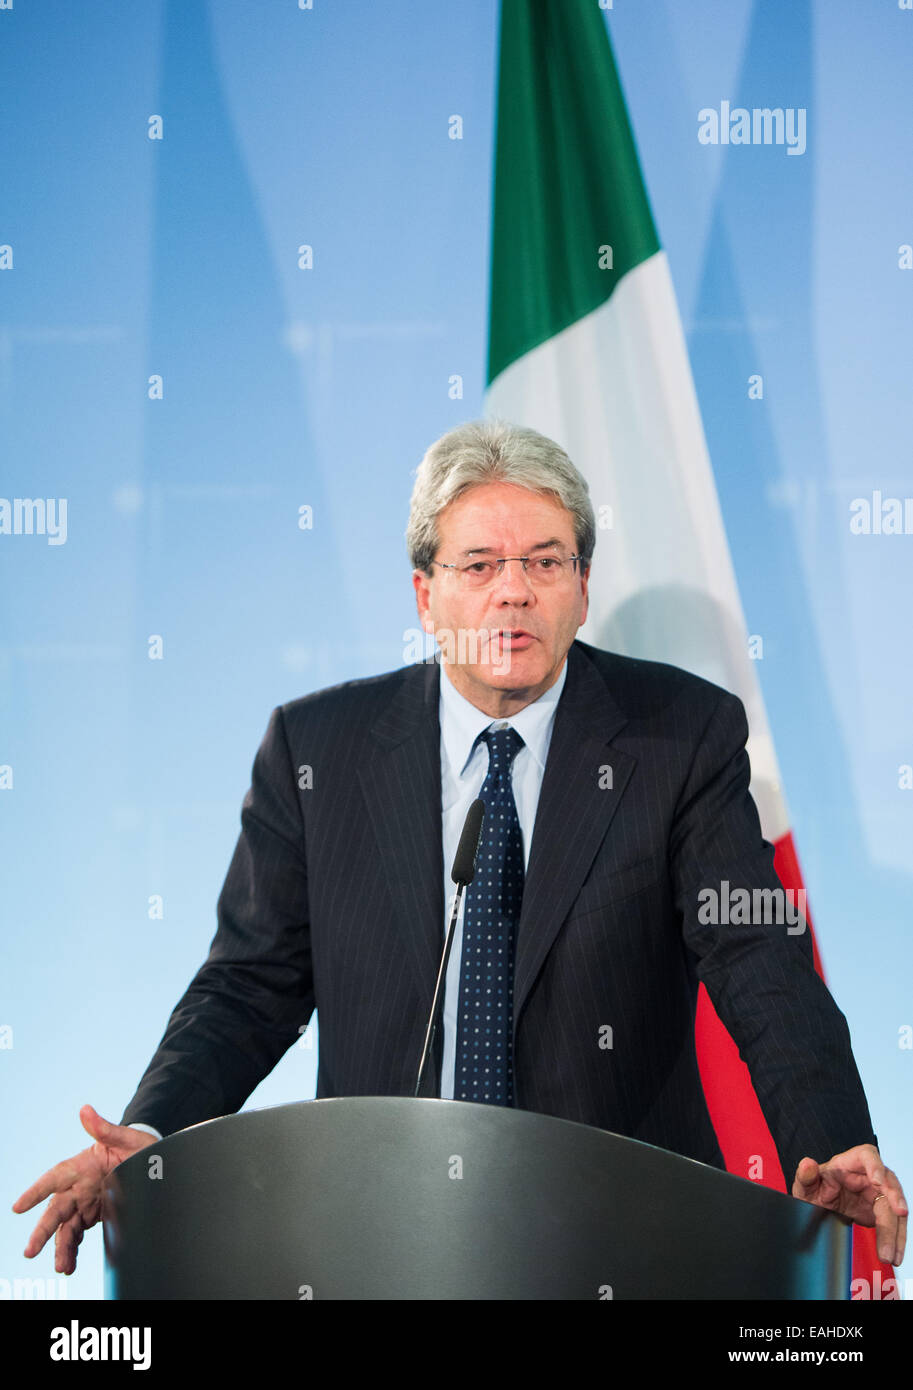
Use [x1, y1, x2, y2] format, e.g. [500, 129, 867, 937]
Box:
[455, 725, 525, 1106]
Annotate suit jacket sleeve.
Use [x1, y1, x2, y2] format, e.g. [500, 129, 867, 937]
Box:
[669, 687, 878, 1185]
[120, 705, 315, 1137]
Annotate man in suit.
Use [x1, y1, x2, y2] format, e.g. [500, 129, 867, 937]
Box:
[14, 419, 907, 1274]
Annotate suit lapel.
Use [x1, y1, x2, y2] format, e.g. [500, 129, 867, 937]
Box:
[358, 657, 444, 1022]
[513, 641, 636, 1027]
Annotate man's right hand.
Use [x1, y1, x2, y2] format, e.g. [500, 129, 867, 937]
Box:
[12, 1104, 157, 1275]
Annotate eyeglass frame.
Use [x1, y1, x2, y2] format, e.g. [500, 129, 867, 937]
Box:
[429, 553, 588, 582]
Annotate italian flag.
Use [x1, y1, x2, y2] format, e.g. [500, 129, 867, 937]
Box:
[484, 0, 889, 1294]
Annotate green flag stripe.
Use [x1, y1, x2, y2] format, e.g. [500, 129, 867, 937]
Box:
[487, 0, 660, 387]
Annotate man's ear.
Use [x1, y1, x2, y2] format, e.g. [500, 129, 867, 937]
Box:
[413, 569, 434, 632]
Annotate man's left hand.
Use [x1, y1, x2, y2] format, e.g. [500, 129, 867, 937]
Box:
[792, 1145, 907, 1265]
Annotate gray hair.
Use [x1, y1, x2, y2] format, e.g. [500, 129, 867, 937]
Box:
[406, 418, 596, 573]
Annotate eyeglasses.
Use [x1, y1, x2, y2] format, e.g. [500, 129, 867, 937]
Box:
[430, 554, 586, 588]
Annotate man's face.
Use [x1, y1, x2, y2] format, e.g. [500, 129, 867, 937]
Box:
[412, 481, 589, 717]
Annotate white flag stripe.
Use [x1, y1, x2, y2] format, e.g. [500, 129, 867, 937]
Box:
[486, 250, 789, 842]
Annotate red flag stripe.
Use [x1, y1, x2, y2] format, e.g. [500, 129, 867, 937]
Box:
[694, 828, 894, 1297]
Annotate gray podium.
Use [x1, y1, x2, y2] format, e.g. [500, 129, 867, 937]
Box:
[103, 1097, 851, 1300]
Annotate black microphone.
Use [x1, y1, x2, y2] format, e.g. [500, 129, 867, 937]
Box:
[413, 798, 485, 1098]
[451, 798, 484, 886]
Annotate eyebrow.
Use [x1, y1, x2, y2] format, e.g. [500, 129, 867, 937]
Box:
[459, 538, 569, 558]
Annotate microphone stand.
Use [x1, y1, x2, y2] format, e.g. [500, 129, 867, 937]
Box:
[413, 884, 466, 1098]
[413, 799, 484, 1098]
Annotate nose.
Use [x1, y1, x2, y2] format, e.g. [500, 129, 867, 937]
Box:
[491, 557, 535, 603]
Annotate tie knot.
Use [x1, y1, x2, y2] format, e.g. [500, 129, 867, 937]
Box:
[481, 724, 525, 771]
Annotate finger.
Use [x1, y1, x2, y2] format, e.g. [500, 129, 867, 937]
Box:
[854, 1144, 887, 1188]
[792, 1157, 820, 1197]
[815, 1147, 888, 1205]
[873, 1193, 900, 1266]
[22, 1190, 77, 1258]
[79, 1103, 120, 1146]
[54, 1212, 86, 1277]
[83, 1105, 154, 1161]
[793, 1157, 844, 1207]
[815, 1147, 877, 1187]
[12, 1156, 83, 1214]
[878, 1168, 909, 1217]
[867, 1167, 906, 1267]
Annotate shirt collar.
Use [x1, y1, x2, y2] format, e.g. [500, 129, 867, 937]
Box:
[439, 654, 569, 777]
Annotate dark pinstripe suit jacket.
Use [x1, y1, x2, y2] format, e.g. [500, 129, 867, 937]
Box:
[121, 639, 877, 1181]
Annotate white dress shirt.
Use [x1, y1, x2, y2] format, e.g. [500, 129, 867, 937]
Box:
[129, 655, 569, 1138]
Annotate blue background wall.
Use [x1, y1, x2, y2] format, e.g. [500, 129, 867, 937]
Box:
[2, 0, 911, 1299]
